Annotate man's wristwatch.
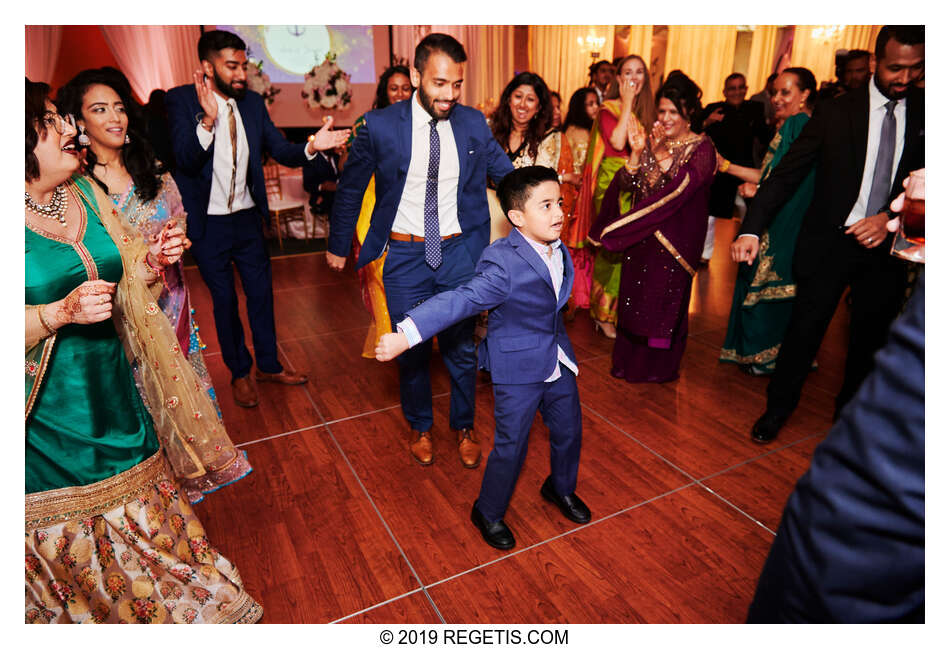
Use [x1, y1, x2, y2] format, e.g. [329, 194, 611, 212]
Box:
[196, 112, 214, 131]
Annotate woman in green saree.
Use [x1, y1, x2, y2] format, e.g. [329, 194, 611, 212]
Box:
[25, 79, 261, 624]
[719, 68, 818, 375]
[575, 55, 656, 338]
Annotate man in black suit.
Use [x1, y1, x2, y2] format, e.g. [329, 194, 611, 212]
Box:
[698, 73, 770, 261]
[732, 25, 924, 443]
[167, 30, 348, 408]
[842, 49, 872, 91]
[588, 59, 614, 104]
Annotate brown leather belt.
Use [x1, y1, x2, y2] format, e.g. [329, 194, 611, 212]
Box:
[389, 231, 462, 242]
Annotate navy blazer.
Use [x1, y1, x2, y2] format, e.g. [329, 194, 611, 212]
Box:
[328, 98, 513, 269]
[407, 229, 577, 385]
[165, 85, 332, 241]
[748, 274, 925, 622]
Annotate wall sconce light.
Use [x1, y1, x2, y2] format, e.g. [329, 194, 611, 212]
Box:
[577, 34, 607, 60]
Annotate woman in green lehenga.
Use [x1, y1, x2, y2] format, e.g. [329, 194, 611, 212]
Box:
[719, 68, 818, 375]
[25, 79, 261, 624]
[575, 55, 656, 338]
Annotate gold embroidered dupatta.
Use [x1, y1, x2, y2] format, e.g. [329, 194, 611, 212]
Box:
[73, 175, 242, 481]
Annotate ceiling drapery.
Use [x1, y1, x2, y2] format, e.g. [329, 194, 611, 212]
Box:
[791, 25, 882, 83]
[528, 26, 615, 101]
[100, 26, 200, 103]
[26, 26, 63, 83]
[664, 26, 738, 105]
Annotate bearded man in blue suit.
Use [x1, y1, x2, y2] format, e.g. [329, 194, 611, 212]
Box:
[167, 30, 348, 408]
[328, 33, 513, 469]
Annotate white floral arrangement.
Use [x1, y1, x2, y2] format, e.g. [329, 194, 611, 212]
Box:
[247, 59, 281, 105]
[302, 53, 352, 111]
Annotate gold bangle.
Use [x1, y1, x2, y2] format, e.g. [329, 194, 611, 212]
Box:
[719, 159, 731, 173]
[37, 305, 56, 336]
[144, 252, 163, 275]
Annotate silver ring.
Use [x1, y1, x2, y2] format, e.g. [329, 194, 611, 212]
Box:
[867, 236, 873, 242]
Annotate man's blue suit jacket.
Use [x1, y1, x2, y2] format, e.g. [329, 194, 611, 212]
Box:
[328, 99, 513, 270]
[165, 86, 331, 241]
[407, 229, 577, 385]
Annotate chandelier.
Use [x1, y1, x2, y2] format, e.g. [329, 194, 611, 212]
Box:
[811, 25, 845, 43]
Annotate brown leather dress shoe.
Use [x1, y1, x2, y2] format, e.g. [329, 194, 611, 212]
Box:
[454, 427, 481, 468]
[253, 368, 309, 385]
[232, 376, 259, 408]
[409, 430, 433, 466]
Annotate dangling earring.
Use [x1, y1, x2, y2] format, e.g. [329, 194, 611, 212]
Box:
[77, 125, 90, 147]
[124, 134, 131, 145]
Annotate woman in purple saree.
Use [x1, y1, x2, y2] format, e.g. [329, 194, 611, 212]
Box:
[589, 75, 717, 383]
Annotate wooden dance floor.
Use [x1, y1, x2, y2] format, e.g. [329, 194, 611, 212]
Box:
[186, 219, 847, 623]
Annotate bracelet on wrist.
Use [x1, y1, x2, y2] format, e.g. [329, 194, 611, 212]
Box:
[37, 305, 56, 336]
[144, 252, 164, 275]
[719, 159, 731, 173]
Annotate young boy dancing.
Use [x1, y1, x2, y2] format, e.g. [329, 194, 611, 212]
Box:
[376, 166, 590, 550]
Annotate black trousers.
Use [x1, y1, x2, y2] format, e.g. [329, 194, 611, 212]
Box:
[767, 231, 906, 416]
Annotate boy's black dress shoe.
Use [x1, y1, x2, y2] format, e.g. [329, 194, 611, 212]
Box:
[751, 410, 791, 444]
[470, 502, 515, 550]
[540, 476, 591, 524]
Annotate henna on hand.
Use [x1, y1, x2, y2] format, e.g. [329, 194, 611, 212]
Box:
[54, 292, 81, 325]
[54, 283, 112, 325]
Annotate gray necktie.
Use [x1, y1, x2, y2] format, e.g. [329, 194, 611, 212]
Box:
[423, 118, 442, 269]
[865, 100, 897, 217]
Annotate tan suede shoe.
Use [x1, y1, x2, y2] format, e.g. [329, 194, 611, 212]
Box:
[232, 376, 259, 408]
[454, 427, 481, 469]
[253, 368, 309, 385]
[409, 430, 433, 466]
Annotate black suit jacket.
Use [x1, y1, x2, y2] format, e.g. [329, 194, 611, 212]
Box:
[700, 100, 769, 164]
[165, 86, 333, 241]
[740, 84, 924, 277]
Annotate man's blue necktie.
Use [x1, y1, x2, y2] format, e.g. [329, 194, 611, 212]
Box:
[423, 118, 442, 270]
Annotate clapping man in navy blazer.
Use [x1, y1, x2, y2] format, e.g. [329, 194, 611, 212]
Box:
[376, 166, 590, 550]
[328, 34, 513, 469]
[167, 30, 348, 408]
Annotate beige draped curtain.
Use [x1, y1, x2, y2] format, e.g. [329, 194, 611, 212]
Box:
[791, 25, 881, 84]
[664, 25, 737, 105]
[613, 26, 653, 61]
[528, 25, 615, 99]
[840, 25, 881, 53]
[101, 26, 200, 103]
[746, 25, 779, 92]
[26, 25, 63, 83]
[390, 25, 514, 110]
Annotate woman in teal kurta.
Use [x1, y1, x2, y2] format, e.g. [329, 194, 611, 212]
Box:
[718, 68, 817, 374]
[25, 80, 261, 624]
[26, 183, 159, 492]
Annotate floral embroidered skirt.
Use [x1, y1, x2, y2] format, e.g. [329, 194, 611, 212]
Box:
[25, 451, 262, 624]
